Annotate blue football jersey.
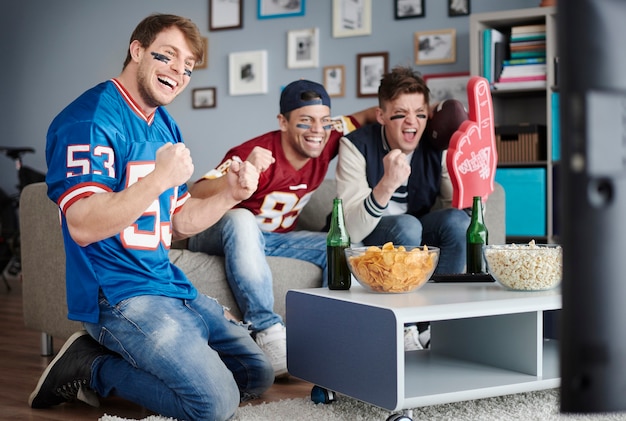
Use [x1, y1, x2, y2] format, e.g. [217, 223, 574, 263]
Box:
[46, 79, 196, 323]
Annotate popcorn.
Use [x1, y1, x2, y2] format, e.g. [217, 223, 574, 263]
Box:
[484, 241, 562, 291]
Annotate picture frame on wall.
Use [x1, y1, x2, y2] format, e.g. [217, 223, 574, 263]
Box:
[192, 87, 217, 109]
[395, 0, 425, 19]
[332, 0, 372, 38]
[448, 0, 470, 17]
[414, 28, 457, 65]
[323, 65, 345, 97]
[228, 50, 268, 96]
[423, 72, 471, 110]
[357, 52, 388, 98]
[209, 0, 243, 31]
[287, 28, 319, 69]
[194, 37, 209, 70]
[258, 0, 305, 19]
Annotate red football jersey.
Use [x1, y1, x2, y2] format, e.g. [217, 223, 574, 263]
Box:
[201, 115, 359, 233]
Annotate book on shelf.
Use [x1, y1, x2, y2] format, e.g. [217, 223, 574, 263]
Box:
[510, 50, 546, 59]
[493, 41, 508, 83]
[510, 24, 546, 34]
[482, 28, 506, 83]
[493, 80, 547, 91]
[498, 74, 547, 83]
[510, 33, 546, 42]
[499, 63, 547, 77]
[510, 40, 546, 50]
[551, 91, 560, 161]
[503, 57, 546, 66]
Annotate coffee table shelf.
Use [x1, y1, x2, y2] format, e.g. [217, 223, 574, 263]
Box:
[286, 282, 561, 412]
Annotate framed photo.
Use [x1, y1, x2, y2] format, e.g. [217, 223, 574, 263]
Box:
[332, 0, 372, 38]
[228, 50, 268, 96]
[423, 72, 470, 110]
[258, 0, 305, 19]
[209, 0, 243, 31]
[194, 37, 209, 70]
[357, 52, 388, 98]
[192, 87, 217, 109]
[414, 28, 457, 65]
[287, 28, 319, 69]
[395, 0, 425, 19]
[323, 65, 345, 97]
[448, 0, 470, 17]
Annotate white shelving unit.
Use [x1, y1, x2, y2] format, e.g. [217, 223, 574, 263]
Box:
[470, 7, 558, 243]
[286, 284, 561, 413]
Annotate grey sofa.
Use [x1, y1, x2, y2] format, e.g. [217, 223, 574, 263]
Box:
[20, 180, 505, 355]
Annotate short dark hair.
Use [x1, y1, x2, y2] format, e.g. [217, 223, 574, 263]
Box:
[123, 14, 204, 69]
[378, 66, 430, 109]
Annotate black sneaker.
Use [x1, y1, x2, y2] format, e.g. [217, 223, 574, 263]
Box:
[29, 330, 105, 409]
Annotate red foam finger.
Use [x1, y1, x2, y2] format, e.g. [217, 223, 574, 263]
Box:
[446, 76, 498, 209]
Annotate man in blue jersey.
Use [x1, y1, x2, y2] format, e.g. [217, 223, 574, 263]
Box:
[28, 14, 273, 421]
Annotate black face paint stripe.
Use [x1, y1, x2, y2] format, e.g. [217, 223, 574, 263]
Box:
[151, 52, 170, 63]
[390, 113, 427, 120]
[152, 52, 192, 77]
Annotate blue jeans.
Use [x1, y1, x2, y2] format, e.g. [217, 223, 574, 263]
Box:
[362, 208, 470, 274]
[84, 292, 274, 421]
[187, 209, 327, 332]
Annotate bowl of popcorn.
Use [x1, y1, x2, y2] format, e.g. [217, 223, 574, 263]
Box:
[345, 242, 439, 293]
[483, 241, 562, 291]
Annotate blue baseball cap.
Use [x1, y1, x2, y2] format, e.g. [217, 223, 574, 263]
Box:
[279, 80, 331, 114]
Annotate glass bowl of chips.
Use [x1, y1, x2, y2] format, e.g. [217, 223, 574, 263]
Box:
[345, 242, 439, 293]
[483, 241, 562, 291]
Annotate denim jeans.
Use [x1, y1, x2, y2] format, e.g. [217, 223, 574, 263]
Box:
[187, 209, 327, 333]
[361, 208, 470, 274]
[84, 292, 274, 421]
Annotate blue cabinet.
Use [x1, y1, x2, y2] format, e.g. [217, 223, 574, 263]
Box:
[495, 168, 546, 236]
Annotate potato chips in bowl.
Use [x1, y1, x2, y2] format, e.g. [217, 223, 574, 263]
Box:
[345, 242, 439, 293]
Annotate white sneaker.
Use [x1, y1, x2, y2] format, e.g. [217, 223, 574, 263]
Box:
[404, 325, 423, 351]
[418, 325, 431, 349]
[255, 323, 288, 378]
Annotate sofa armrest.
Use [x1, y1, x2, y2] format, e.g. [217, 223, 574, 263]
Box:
[20, 182, 83, 343]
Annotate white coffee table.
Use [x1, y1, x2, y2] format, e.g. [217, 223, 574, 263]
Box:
[286, 282, 561, 415]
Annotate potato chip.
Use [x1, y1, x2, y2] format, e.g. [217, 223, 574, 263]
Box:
[346, 242, 439, 293]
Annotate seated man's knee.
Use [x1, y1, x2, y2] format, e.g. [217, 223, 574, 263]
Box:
[439, 209, 470, 244]
[445, 208, 470, 232]
[373, 214, 422, 246]
[223, 208, 257, 229]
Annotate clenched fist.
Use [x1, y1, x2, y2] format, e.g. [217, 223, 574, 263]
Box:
[382, 149, 411, 190]
[154, 143, 194, 189]
[246, 146, 275, 173]
[226, 159, 260, 201]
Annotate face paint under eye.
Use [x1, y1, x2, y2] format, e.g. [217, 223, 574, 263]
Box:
[151, 52, 171, 64]
[390, 114, 406, 120]
[184, 69, 192, 77]
[296, 124, 312, 130]
[322, 124, 333, 130]
[416, 114, 427, 119]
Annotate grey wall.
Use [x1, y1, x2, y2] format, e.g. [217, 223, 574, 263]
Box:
[0, 0, 539, 196]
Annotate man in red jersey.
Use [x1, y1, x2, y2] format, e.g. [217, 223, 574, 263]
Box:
[187, 79, 376, 377]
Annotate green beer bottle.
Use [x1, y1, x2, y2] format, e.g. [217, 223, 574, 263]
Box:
[327, 198, 351, 290]
[466, 196, 488, 274]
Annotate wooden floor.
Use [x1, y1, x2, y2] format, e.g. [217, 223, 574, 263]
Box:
[0, 275, 312, 420]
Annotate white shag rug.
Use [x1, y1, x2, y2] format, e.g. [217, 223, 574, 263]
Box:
[99, 389, 626, 421]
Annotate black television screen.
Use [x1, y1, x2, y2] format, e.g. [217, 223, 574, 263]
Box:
[559, 0, 626, 413]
